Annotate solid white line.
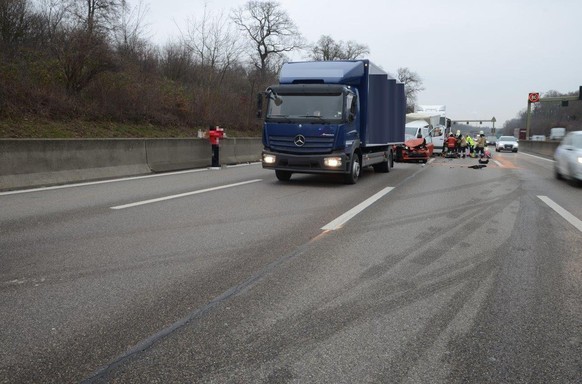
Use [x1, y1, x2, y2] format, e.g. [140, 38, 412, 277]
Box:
[0, 164, 261, 196]
[111, 179, 262, 210]
[520, 152, 554, 162]
[537, 195, 582, 232]
[0, 169, 207, 196]
[321, 186, 395, 231]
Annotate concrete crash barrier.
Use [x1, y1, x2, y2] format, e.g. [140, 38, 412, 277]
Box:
[0, 139, 150, 191]
[0, 138, 262, 191]
[145, 139, 210, 172]
[221, 138, 264, 165]
[518, 140, 560, 158]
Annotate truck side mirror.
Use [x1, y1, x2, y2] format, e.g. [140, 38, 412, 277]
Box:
[256, 92, 263, 118]
[348, 95, 357, 122]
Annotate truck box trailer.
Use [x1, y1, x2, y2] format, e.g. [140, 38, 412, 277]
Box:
[259, 60, 406, 184]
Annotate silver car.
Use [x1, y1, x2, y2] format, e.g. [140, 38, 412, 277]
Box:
[495, 136, 519, 152]
[554, 131, 582, 183]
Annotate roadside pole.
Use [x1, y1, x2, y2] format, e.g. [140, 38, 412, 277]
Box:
[525, 99, 533, 140]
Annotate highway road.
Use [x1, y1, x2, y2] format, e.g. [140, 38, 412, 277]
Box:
[1, 151, 581, 383]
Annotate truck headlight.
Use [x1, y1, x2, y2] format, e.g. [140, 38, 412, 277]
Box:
[263, 154, 276, 164]
[324, 157, 342, 167]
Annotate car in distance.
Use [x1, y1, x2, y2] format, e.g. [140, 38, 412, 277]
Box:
[486, 135, 497, 145]
[554, 130, 582, 183]
[495, 136, 519, 152]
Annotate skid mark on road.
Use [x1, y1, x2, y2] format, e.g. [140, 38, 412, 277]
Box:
[493, 157, 519, 169]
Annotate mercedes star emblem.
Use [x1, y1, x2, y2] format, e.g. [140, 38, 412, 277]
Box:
[294, 135, 306, 147]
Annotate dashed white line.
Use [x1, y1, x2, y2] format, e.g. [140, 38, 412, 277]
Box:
[111, 179, 262, 210]
[321, 186, 395, 231]
[537, 195, 582, 232]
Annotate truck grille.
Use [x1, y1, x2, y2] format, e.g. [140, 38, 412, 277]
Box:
[268, 135, 335, 154]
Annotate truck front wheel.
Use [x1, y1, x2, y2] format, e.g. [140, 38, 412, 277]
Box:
[344, 154, 361, 184]
[275, 170, 292, 181]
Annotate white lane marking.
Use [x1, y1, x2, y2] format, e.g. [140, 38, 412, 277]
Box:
[538, 196, 582, 232]
[0, 164, 261, 196]
[520, 152, 554, 162]
[111, 179, 262, 210]
[321, 186, 395, 231]
[493, 160, 504, 167]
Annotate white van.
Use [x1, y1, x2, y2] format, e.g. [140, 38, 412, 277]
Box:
[550, 127, 566, 140]
[404, 120, 432, 146]
[531, 135, 546, 141]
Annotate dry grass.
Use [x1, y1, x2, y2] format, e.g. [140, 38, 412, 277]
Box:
[0, 118, 261, 138]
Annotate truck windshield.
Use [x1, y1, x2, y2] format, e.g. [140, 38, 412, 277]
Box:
[267, 93, 344, 121]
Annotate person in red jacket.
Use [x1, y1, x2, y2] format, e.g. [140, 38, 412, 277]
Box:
[208, 125, 225, 167]
[446, 133, 457, 156]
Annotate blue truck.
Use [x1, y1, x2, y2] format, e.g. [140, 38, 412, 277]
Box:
[259, 60, 406, 184]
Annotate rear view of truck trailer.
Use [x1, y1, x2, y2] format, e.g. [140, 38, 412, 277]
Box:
[259, 60, 406, 184]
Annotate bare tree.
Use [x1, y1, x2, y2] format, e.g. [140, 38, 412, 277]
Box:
[35, 0, 70, 42]
[113, 0, 150, 58]
[55, 28, 115, 93]
[183, 5, 243, 81]
[342, 40, 369, 60]
[65, 0, 126, 36]
[50, 0, 126, 94]
[0, 0, 32, 49]
[309, 35, 340, 61]
[309, 35, 369, 61]
[231, 0, 303, 79]
[397, 67, 425, 112]
[159, 41, 193, 82]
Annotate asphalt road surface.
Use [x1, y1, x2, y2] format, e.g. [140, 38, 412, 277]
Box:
[1, 151, 581, 383]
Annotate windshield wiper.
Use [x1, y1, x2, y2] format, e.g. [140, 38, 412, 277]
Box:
[298, 115, 323, 119]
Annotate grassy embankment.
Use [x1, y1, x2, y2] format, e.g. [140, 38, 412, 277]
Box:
[0, 119, 261, 138]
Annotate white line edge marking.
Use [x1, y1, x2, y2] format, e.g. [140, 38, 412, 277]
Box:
[322, 186, 395, 231]
[0, 163, 262, 196]
[520, 152, 554, 162]
[537, 195, 582, 232]
[111, 179, 262, 210]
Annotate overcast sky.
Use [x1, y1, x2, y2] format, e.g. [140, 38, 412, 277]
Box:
[139, 0, 582, 128]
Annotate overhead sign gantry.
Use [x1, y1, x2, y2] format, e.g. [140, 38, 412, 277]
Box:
[451, 117, 497, 133]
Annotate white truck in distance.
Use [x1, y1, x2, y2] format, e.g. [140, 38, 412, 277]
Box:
[414, 105, 448, 153]
[550, 127, 566, 140]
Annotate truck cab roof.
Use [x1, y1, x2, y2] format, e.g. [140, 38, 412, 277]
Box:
[279, 60, 394, 85]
